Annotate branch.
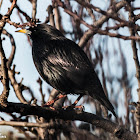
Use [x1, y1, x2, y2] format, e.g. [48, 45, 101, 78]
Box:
[0, 39, 9, 104]
[8, 67, 28, 104]
[47, 5, 55, 27]
[126, 1, 140, 134]
[53, 2, 61, 30]
[56, 2, 140, 42]
[0, 121, 102, 140]
[78, 0, 127, 48]
[37, 77, 45, 105]
[15, 3, 31, 22]
[2, 29, 16, 68]
[0, 0, 3, 8]
[135, 13, 140, 21]
[31, 0, 37, 20]
[0, 0, 17, 104]
[75, 0, 111, 16]
[96, 29, 140, 41]
[56, 0, 129, 48]
[0, 102, 138, 140]
[0, 0, 17, 31]
[0, 66, 27, 103]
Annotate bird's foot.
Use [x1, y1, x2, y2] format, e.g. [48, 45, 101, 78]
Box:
[42, 94, 67, 107]
[43, 100, 55, 107]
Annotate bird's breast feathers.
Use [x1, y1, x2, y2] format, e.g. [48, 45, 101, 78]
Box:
[32, 38, 93, 93]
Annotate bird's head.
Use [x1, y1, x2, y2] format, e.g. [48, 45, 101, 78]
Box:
[15, 25, 38, 36]
[16, 24, 64, 40]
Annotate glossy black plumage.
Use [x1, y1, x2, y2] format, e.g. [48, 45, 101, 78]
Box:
[28, 24, 116, 117]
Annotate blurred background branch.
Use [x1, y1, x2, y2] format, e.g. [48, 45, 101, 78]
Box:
[0, 0, 140, 139]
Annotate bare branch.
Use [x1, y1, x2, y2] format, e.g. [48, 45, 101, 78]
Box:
[0, 0, 16, 105]
[37, 78, 45, 105]
[53, 2, 61, 30]
[47, 5, 55, 27]
[0, 102, 138, 140]
[0, 39, 9, 104]
[8, 68, 28, 104]
[15, 3, 31, 22]
[126, 0, 140, 134]
[31, 0, 37, 20]
[0, 0, 3, 8]
[2, 29, 16, 68]
[78, 0, 127, 48]
[0, 120, 102, 140]
[0, 0, 17, 31]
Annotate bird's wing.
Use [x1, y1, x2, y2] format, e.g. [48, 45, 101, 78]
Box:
[42, 38, 93, 93]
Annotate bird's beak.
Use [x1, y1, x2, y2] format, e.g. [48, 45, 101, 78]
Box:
[15, 29, 31, 35]
[15, 29, 27, 34]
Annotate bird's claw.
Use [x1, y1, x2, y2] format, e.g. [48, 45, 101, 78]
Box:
[46, 100, 55, 106]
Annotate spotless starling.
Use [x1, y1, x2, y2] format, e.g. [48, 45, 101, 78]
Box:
[16, 24, 116, 117]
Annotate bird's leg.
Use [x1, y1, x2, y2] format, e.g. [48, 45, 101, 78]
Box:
[63, 95, 83, 110]
[72, 95, 83, 107]
[43, 94, 66, 107]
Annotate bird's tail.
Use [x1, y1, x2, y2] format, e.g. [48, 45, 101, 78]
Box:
[88, 87, 117, 117]
[86, 73, 117, 117]
[95, 95, 117, 118]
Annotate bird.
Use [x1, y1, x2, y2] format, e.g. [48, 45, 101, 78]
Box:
[16, 23, 116, 117]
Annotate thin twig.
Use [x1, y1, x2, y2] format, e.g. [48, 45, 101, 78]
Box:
[32, 0, 37, 20]
[37, 78, 45, 105]
[0, 0, 3, 9]
[8, 68, 28, 104]
[2, 29, 16, 68]
[47, 5, 55, 27]
[78, 0, 127, 48]
[53, 2, 61, 30]
[0, 0, 17, 31]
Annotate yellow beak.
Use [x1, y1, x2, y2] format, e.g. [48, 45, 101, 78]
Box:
[15, 29, 27, 34]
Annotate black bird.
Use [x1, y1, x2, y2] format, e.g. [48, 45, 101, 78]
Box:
[16, 24, 116, 117]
